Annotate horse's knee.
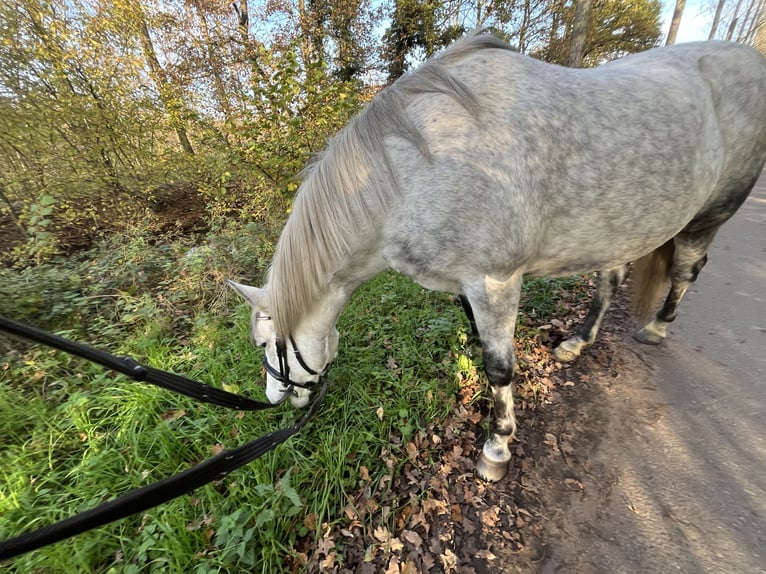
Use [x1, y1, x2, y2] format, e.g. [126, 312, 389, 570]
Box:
[483, 349, 514, 386]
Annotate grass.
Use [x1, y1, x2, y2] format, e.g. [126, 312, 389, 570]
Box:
[0, 230, 585, 573]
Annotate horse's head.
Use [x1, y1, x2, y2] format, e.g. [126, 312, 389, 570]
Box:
[227, 280, 338, 408]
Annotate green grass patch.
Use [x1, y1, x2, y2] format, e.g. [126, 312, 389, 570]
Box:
[0, 231, 586, 572]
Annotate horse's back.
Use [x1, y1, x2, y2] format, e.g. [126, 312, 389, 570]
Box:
[379, 38, 766, 284]
[606, 41, 766, 181]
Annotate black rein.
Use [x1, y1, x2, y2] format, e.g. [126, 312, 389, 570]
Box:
[0, 314, 327, 562]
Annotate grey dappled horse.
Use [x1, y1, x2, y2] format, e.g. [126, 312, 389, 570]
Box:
[230, 33, 766, 482]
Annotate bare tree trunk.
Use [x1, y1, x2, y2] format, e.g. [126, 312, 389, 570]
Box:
[138, 20, 195, 155]
[232, 1, 268, 83]
[191, 0, 235, 124]
[518, 0, 532, 52]
[709, 0, 727, 39]
[755, 2, 766, 55]
[568, 0, 593, 67]
[739, 0, 763, 41]
[665, 0, 686, 45]
[726, 0, 745, 39]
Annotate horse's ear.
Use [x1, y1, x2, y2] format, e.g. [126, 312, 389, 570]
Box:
[226, 280, 268, 311]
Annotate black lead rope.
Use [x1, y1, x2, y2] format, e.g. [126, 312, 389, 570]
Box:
[0, 315, 276, 411]
[0, 315, 328, 562]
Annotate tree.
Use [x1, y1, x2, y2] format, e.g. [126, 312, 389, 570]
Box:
[709, 0, 727, 39]
[136, 14, 196, 155]
[538, 0, 662, 66]
[736, 0, 765, 43]
[665, 0, 686, 45]
[706, 0, 765, 51]
[755, 6, 766, 56]
[382, 0, 442, 80]
[725, 0, 744, 39]
[568, 0, 593, 67]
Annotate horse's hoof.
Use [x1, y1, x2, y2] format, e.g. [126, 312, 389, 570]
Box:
[553, 344, 579, 363]
[475, 453, 509, 482]
[633, 328, 664, 346]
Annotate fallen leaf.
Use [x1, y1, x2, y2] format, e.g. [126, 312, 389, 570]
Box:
[303, 513, 317, 531]
[160, 409, 185, 422]
[422, 552, 435, 571]
[401, 529, 423, 547]
[373, 525, 390, 544]
[384, 555, 400, 574]
[544, 433, 559, 452]
[440, 548, 458, 572]
[319, 552, 336, 569]
[476, 549, 497, 560]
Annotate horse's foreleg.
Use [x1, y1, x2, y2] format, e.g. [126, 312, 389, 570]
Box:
[554, 266, 627, 362]
[463, 272, 523, 482]
[476, 358, 517, 482]
[634, 235, 710, 345]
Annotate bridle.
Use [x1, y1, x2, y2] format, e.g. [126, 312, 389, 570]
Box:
[256, 312, 326, 398]
[265, 337, 323, 394]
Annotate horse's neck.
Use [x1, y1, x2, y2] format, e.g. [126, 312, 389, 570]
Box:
[299, 256, 386, 338]
[298, 288, 341, 333]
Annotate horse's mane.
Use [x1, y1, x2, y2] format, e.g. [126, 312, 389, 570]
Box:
[268, 33, 514, 338]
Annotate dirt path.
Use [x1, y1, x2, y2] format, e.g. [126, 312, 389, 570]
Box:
[524, 174, 766, 573]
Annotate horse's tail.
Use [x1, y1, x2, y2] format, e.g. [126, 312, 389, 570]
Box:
[630, 239, 674, 321]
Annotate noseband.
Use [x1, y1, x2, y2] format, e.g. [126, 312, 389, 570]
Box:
[263, 335, 325, 397]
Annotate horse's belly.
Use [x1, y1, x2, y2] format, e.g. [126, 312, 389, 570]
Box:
[383, 256, 463, 293]
[527, 209, 698, 276]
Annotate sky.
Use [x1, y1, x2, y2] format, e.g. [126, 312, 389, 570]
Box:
[661, 0, 714, 43]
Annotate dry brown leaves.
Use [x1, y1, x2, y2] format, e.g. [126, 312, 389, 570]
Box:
[294, 281, 603, 573]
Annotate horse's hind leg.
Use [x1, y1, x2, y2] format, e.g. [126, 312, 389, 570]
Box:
[553, 265, 628, 362]
[462, 272, 523, 482]
[457, 295, 480, 339]
[634, 231, 714, 345]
